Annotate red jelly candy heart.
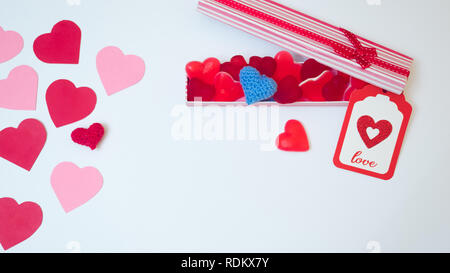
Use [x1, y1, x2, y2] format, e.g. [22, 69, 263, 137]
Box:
[350, 77, 369, 89]
[220, 55, 248, 81]
[187, 78, 215, 102]
[301, 59, 330, 81]
[186, 57, 220, 84]
[71, 123, 104, 150]
[273, 76, 302, 104]
[214, 72, 244, 102]
[322, 74, 349, 101]
[276, 119, 309, 152]
[249, 56, 277, 77]
[299, 71, 334, 101]
[273, 51, 302, 83]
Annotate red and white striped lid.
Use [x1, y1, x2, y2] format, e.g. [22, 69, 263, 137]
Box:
[197, 0, 413, 95]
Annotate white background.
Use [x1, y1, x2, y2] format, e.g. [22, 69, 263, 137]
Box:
[1, 0, 449, 253]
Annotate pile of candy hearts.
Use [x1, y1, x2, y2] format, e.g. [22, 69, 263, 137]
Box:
[186, 51, 370, 105]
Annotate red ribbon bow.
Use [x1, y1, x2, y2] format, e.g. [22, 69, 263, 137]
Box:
[333, 28, 378, 69]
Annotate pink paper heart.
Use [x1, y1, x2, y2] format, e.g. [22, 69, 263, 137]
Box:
[51, 162, 103, 213]
[96, 46, 145, 96]
[0, 26, 24, 63]
[0, 66, 38, 110]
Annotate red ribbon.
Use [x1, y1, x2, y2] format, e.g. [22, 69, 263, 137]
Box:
[333, 28, 378, 70]
[212, 0, 410, 77]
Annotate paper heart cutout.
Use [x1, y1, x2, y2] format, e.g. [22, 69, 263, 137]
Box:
[357, 115, 393, 149]
[71, 123, 104, 150]
[186, 57, 221, 85]
[249, 56, 277, 77]
[0, 65, 38, 110]
[220, 55, 247, 81]
[187, 78, 215, 102]
[33, 20, 81, 64]
[0, 198, 43, 250]
[46, 79, 97, 128]
[276, 120, 309, 152]
[0, 119, 47, 171]
[273, 76, 302, 104]
[322, 74, 349, 101]
[96, 46, 145, 96]
[299, 70, 334, 101]
[0, 26, 24, 63]
[214, 72, 244, 101]
[272, 51, 302, 83]
[51, 162, 103, 213]
[301, 58, 330, 81]
[240, 66, 277, 105]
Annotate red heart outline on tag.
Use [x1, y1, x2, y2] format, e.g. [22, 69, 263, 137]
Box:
[357, 115, 393, 149]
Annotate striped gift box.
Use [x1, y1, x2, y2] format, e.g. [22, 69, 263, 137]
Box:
[197, 0, 413, 96]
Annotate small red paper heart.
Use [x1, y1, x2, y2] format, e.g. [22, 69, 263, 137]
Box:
[301, 59, 330, 81]
[249, 56, 277, 77]
[33, 20, 81, 64]
[322, 74, 349, 101]
[276, 120, 309, 152]
[71, 123, 105, 150]
[273, 51, 302, 83]
[186, 78, 215, 102]
[0, 197, 43, 250]
[299, 70, 334, 101]
[46, 79, 97, 128]
[214, 72, 244, 101]
[357, 115, 393, 149]
[273, 76, 302, 104]
[220, 55, 247, 81]
[0, 119, 47, 171]
[186, 57, 221, 84]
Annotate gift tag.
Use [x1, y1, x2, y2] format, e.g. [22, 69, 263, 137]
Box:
[333, 85, 412, 180]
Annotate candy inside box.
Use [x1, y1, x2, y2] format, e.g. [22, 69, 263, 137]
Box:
[186, 0, 413, 106]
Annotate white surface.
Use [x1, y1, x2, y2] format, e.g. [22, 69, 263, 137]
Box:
[0, 0, 449, 253]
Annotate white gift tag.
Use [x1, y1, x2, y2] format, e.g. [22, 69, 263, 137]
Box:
[334, 85, 412, 180]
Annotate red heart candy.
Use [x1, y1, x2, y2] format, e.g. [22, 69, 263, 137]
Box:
[46, 79, 97, 128]
[299, 71, 334, 101]
[214, 72, 244, 102]
[71, 123, 105, 150]
[276, 120, 309, 152]
[220, 55, 248, 81]
[301, 59, 330, 81]
[33, 20, 81, 64]
[273, 51, 302, 83]
[0, 119, 47, 171]
[0, 198, 43, 250]
[350, 77, 369, 89]
[249, 56, 277, 77]
[273, 76, 302, 104]
[186, 57, 220, 84]
[230, 55, 247, 67]
[322, 74, 349, 101]
[186, 78, 215, 102]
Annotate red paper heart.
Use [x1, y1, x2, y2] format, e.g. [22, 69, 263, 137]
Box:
[186, 57, 221, 84]
[273, 76, 302, 104]
[273, 51, 302, 83]
[220, 55, 247, 81]
[46, 79, 97, 128]
[301, 59, 330, 81]
[299, 70, 334, 101]
[214, 72, 244, 101]
[322, 74, 349, 101]
[0, 197, 43, 251]
[276, 120, 309, 152]
[71, 123, 105, 150]
[33, 20, 81, 64]
[0, 119, 47, 171]
[357, 115, 393, 149]
[249, 56, 277, 77]
[186, 78, 215, 102]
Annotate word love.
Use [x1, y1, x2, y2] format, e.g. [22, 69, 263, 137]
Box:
[351, 151, 378, 168]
